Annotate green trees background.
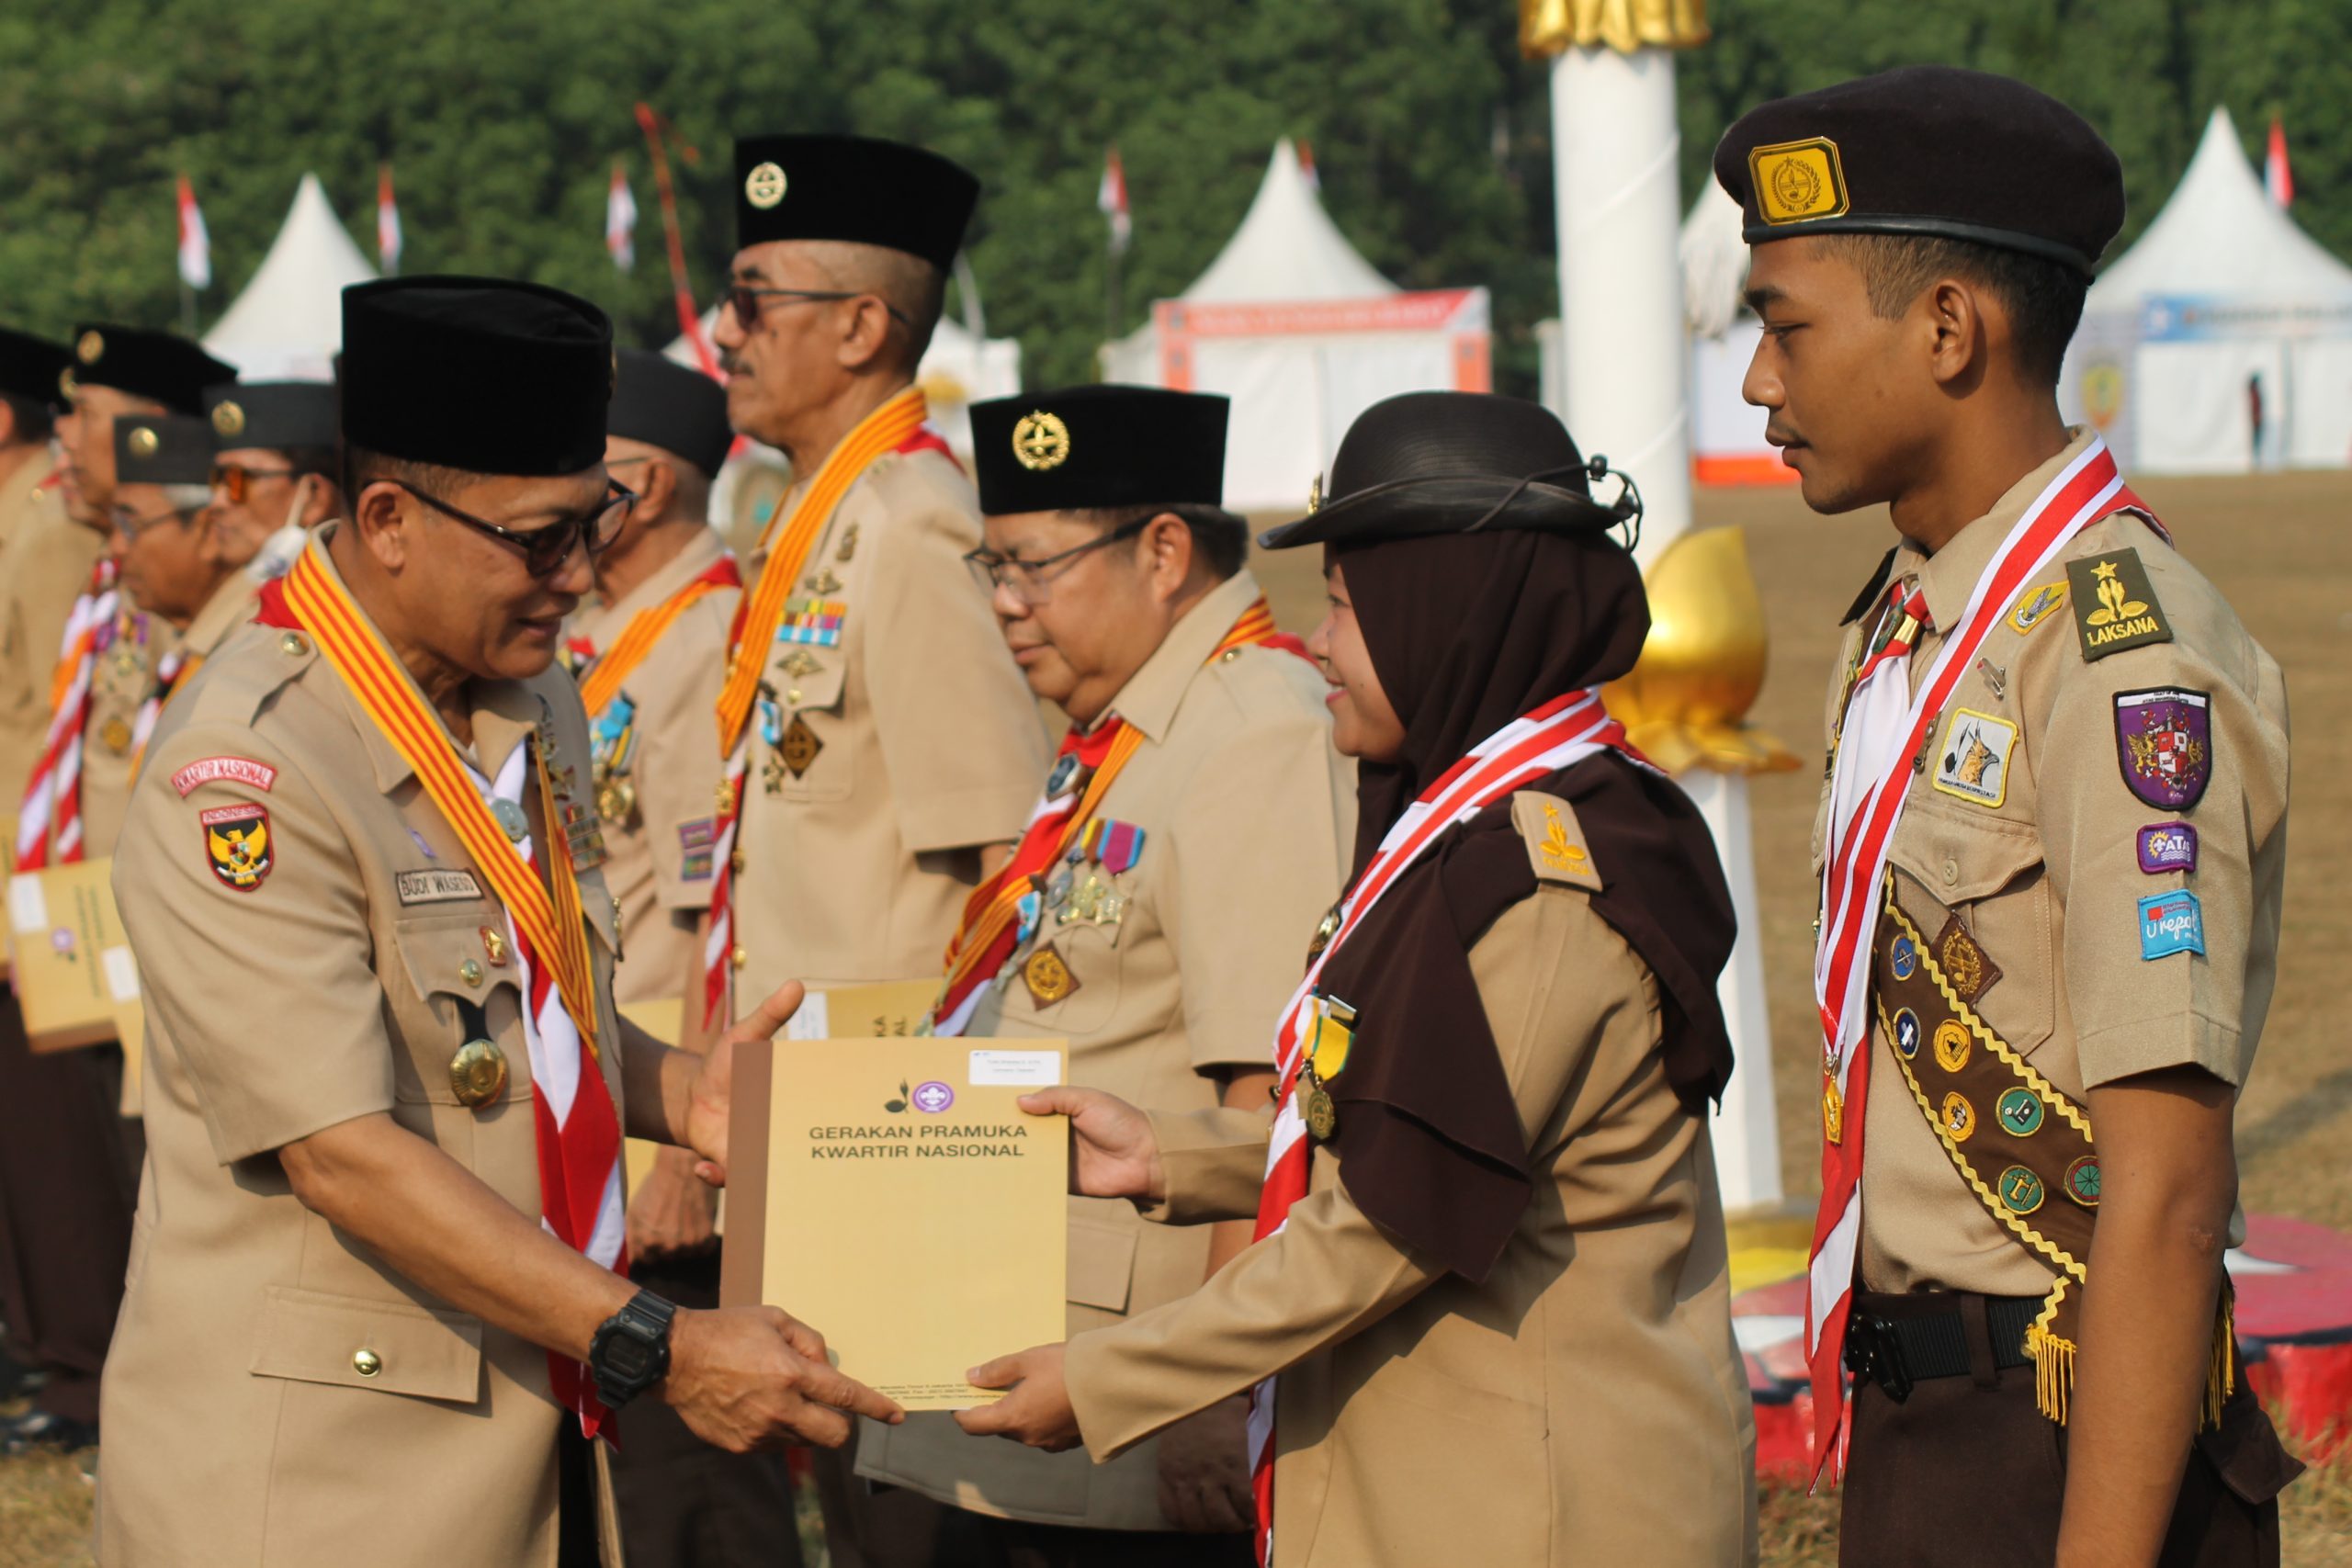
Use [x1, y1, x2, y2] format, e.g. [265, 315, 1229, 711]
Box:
[2, 0, 2343, 393]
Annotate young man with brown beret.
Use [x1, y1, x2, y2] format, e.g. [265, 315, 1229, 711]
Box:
[1717, 66, 2297, 1565]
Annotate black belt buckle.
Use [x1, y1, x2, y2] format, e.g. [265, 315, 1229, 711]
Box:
[1845, 1312, 1915, 1404]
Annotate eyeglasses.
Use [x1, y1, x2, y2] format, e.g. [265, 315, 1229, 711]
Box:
[387, 477, 636, 579]
[964, 518, 1150, 605]
[725, 283, 915, 334]
[209, 462, 298, 503]
[111, 503, 199, 541]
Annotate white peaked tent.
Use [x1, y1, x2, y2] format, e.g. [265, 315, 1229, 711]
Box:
[2065, 107, 2352, 472]
[1102, 140, 1492, 510]
[202, 174, 377, 380]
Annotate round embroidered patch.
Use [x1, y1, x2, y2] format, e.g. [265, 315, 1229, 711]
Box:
[1933, 1020, 1972, 1074]
[1892, 1008, 1922, 1060]
[2064, 1155, 2101, 1208]
[1890, 934, 1917, 980]
[1997, 1166, 2046, 1215]
[1996, 1087, 2045, 1137]
[1940, 1091, 1976, 1143]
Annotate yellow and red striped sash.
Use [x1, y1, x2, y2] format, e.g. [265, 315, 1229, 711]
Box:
[715, 386, 926, 755]
[933, 596, 1299, 1013]
[578, 555, 741, 718]
[279, 547, 601, 1055]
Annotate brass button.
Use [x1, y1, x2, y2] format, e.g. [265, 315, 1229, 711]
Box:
[459, 958, 484, 987]
[730, 945, 748, 970]
[352, 1348, 382, 1378]
[729, 851, 745, 874]
[279, 631, 311, 657]
[1219, 647, 1241, 663]
[786, 687, 803, 706]
[1942, 859, 1960, 886]
[450, 1038, 508, 1107]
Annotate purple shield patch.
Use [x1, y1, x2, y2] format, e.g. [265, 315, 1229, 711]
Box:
[2113, 688, 2211, 810]
[2136, 822, 2199, 874]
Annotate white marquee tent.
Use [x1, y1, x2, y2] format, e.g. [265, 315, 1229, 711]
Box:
[202, 174, 376, 380]
[2064, 107, 2352, 472]
[1102, 140, 1491, 510]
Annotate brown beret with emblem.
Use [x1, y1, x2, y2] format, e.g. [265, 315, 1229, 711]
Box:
[1712, 66, 2124, 276]
[732, 134, 978, 272]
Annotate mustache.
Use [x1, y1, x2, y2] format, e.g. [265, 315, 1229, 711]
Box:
[719, 352, 752, 378]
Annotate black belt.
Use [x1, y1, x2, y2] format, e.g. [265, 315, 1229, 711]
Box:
[1844, 1294, 2040, 1403]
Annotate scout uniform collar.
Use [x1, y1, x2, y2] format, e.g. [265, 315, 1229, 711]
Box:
[1089, 569, 1270, 745]
[1899, 427, 2102, 637]
[180, 571, 263, 662]
[589, 524, 729, 635]
[280, 529, 546, 798]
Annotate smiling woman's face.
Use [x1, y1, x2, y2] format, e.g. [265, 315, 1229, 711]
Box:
[1306, 558, 1405, 762]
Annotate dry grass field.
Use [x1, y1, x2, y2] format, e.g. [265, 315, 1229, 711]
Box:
[5, 470, 2346, 1564]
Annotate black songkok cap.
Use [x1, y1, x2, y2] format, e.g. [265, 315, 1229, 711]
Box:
[206, 381, 337, 453]
[606, 349, 732, 479]
[969, 386, 1228, 516]
[113, 415, 215, 487]
[65, 324, 236, 415]
[1260, 392, 1635, 550]
[733, 134, 978, 272]
[1712, 66, 2124, 276]
[340, 276, 614, 477]
[0, 329, 69, 408]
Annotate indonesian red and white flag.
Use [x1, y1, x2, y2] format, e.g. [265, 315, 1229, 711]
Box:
[175, 175, 210, 290]
[377, 164, 403, 274]
[2266, 117, 2294, 209]
[1098, 146, 1131, 254]
[1296, 140, 1320, 192]
[606, 161, 638, 273]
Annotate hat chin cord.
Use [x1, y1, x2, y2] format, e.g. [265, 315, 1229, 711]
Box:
[1459, 454, 1644, 553]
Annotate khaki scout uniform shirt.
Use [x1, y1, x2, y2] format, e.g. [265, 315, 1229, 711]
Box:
[174, 569, 264, 675]
[731, 446, 1046, 994]
[0, 462, 102, 810]
[74, 602, 177, 863]
[573, 528, 738, 1008]
[99, 536, 628, 1568]
[858, 570, 1356, 1529]
[1059, 804, 1758, 1568]
[1810, 430, 2290, 1298]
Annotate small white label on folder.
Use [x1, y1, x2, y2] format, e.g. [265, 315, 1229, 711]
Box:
[968, 1049, 1060, 1087]
[7, 874, 45, 935]
[103, 946, 140, 1003]
[784, 991, 831, 1041]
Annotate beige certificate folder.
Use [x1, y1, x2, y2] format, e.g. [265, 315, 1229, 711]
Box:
[722, 1035, 1068, 1410]
[8, 860, 142, 1052]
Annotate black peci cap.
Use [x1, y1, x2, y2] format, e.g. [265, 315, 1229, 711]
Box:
[606, 348, 732, 479]
[205, 381, 336, 454]
[1712, 66, 2124, 276]
[732, 134, 978, 272]
[1260, 392, 1637, 551]
[0, 329, 69, 408]
[113, 415, 215, 487]
[969, 386, 1227, 516]
[340, 276, 614, 477]
[65, 324, 236, 415]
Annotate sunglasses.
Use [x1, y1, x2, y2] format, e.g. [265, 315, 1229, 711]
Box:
[725, 282, 915, 334]
[387, 478, 636, 579]
[209, 462, 298, 503]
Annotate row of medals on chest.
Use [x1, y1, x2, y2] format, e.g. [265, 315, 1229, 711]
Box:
[448, 701, 609, 1109]
[751, 555, 853, 795]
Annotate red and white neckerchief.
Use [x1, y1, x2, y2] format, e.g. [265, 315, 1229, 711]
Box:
[1804, 435, 2165, 1483]
[474, 745, 629, 1444]
[703, 389, 932, 1029]
[1247, 688, 1646, 1566]
[15, 559, 120, 868]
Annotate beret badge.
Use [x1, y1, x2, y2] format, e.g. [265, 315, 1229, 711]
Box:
[128, 425, 159, 457]
[211, 400, 245, 439]
[1749, 136, 1851, 226]
[743, 161, 787, 210]
[76, 331, 104, 365]
[1012, 411, 1070, 472]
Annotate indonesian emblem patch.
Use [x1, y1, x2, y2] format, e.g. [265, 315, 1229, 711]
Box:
[200, 803, 273, 891]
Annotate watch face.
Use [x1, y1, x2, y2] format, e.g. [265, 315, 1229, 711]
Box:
[604, 1337, 656, 1382]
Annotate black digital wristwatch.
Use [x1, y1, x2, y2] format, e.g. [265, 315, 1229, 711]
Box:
[588, 1289, 679, 1409]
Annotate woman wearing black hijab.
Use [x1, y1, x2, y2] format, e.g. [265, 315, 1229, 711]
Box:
[960, 393, 1758, 1568]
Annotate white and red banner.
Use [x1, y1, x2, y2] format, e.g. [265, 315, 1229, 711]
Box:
[606, 161, 638, 273]
[1098, 146, 1131, 254]
[2266, 116, 2294, 209]
[378, 163, 403, 274]
[175, 175, 210, 290]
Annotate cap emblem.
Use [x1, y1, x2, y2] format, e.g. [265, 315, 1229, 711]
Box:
[744, 161, 787, 210]
[1012, 411, 1070, 471]
[76, 331, 104, 364]
[1749, 136, 1850, 226]
[58, 368, 76, 400]
[128, 425, 160, 457]
[1307, 472, 1323, 514]
[211, 400, 245, 439]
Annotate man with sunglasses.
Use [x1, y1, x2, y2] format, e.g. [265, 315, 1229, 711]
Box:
[1, 327, 232, 1458]
[99, 276, 903, 1568]
[0, 326, 108, 1449]
[202, 381, 344, 582]
[705, 140, 1046, 1563]
[855, 386, 1350, 1568]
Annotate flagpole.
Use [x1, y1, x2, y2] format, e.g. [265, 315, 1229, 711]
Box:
[1104, 234, 1122, 370]
[179, 279, 197, 336]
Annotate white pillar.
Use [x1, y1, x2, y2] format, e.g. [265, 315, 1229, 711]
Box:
[1549, 45, 1693, 567]
[1552, 45, 1783, 1214]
